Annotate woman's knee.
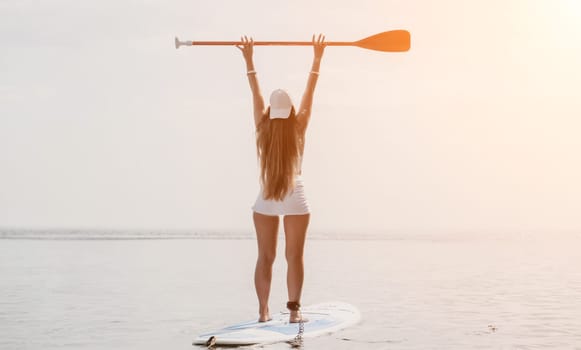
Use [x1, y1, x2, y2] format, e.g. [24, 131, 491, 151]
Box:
[258, 251, 277, 266]
[285, 249, 304, 264]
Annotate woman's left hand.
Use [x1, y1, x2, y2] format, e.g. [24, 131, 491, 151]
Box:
[236, 35, 254, 63]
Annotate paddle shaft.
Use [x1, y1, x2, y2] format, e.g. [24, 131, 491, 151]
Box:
[189, 41, 355, 47]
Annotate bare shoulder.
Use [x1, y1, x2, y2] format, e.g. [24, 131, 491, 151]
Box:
[254, 109, 267, 130]
[296, 108, 310, 134]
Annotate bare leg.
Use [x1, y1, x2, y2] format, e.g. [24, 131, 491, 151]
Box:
[283, 213, 310, 322]
[253, 212, 279, 322]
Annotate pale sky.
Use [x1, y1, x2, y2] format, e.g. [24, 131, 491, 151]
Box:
[1, 0, 580, 234]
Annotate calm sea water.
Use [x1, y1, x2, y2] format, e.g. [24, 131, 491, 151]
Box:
[1, 231, 581, 349]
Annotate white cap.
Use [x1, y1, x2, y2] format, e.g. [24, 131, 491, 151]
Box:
[269, 89, 293, 119]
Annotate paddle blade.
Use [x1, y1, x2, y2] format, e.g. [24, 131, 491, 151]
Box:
[355, 30, 410, 52]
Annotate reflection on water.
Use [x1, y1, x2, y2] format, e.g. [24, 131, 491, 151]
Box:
[1, 232, 580, 349]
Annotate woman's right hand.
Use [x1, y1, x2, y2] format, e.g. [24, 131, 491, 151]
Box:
[312, 33, 326, 61]
[236, 35, 254, 62]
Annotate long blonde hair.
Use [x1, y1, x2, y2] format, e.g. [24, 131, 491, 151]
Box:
[256, 106, 303, 200]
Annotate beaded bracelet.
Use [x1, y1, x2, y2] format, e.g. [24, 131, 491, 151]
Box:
[247, 70, 257, 75]
[310, 71, 320, 76]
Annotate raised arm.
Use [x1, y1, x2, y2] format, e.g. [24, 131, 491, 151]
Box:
[236, 36, 265, 129]
[297, 34, 326, 134]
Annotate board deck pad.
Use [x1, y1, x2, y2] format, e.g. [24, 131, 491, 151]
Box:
[193, 301, 360, 346]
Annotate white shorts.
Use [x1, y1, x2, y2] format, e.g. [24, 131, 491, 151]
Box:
[252, 176, 310, 216]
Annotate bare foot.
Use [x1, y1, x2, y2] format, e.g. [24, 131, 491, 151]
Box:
[258, 307, 271, 322]
[289, 310, 308, 323]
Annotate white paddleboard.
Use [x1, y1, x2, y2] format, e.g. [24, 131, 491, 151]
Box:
[192, 301, 360, 346]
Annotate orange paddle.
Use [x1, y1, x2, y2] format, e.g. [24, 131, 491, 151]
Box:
[175, 30, 410, 52]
